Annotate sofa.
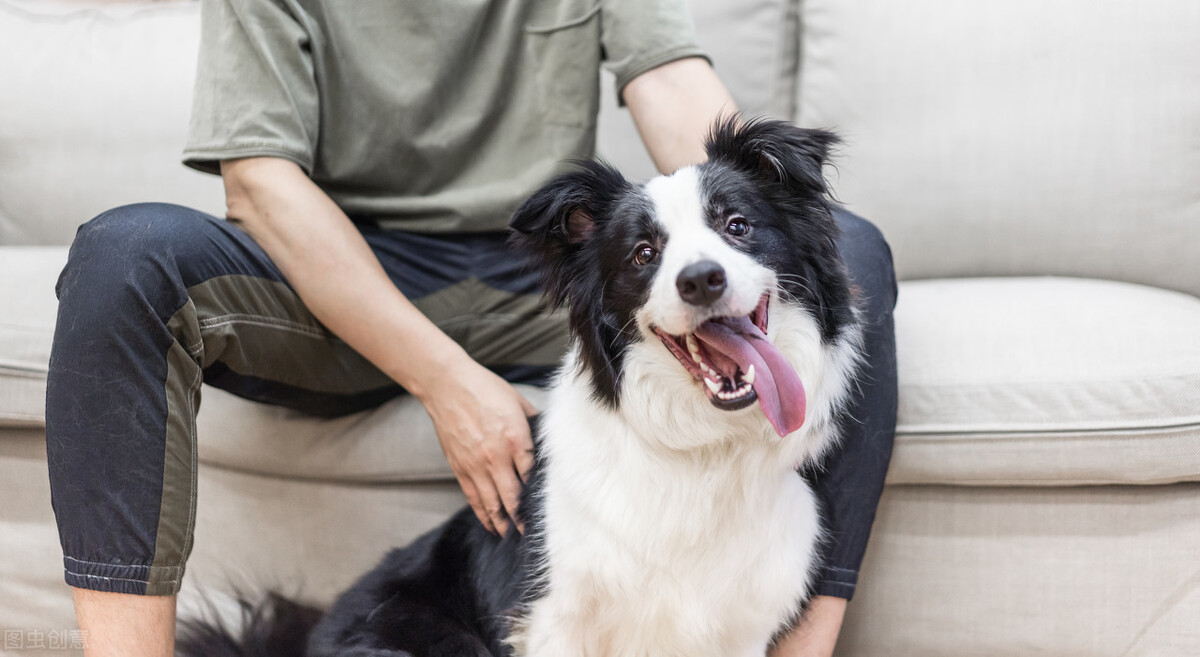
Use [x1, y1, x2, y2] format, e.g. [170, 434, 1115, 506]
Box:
[2, 0, 1198, 655]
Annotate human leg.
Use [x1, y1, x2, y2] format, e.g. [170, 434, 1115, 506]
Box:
[47, 203, 402, 651]
[808, 207, 899, 600]
[71, 589, 175, 657]
[772, 208, 896, 657]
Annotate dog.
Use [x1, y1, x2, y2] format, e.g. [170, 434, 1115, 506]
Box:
[177, 117, 862, 657]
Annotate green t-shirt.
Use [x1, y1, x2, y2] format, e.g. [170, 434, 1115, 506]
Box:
[183, 0, 707, 233]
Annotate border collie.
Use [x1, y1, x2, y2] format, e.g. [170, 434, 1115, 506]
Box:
[179, 117, 862, 657]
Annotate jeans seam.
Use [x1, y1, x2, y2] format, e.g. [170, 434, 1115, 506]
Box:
[823, 566, 858, 576]
[180, 363, 202, 570]
[63, 556, 183, 582]
[68, 571, 178, 585]
[185, 340, 203, 358]
[198, 314, 325, 339]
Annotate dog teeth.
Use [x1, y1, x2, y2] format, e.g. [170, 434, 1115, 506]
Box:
[715, 382, 755, 400]
[687, 336, 707, 366]
[705, 377, 722, 395]
[743, 364, 755, 385]
[711, 379, 755, 400]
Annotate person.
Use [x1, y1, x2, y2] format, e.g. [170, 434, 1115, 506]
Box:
[45, 1, 897, 655]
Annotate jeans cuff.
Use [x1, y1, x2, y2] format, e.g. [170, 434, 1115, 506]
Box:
[814, 565, 858, 600]
[62, 556, 182, 596]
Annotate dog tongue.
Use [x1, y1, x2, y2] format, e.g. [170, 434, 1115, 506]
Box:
[693, 316, 807, 437]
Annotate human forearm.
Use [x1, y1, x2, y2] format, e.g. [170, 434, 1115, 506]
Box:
[220, 157, 536, 535]
[623, 57, 738, 174]
[219, 157, 467, 399]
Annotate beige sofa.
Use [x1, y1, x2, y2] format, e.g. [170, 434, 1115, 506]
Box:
[2, 1, 1198, 655]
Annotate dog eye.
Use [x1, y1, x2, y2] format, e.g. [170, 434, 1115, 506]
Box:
[633, 243, 658, 266]
[725, 217, 749, 237]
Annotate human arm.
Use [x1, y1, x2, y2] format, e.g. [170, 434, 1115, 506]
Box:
[623, 57, 851, 657]
[622, 57, 737, 174]
[220, 156, 534, 536]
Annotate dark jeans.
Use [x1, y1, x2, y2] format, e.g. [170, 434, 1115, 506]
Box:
[45, 202, 896, 598]
[809, 207, 899, 599]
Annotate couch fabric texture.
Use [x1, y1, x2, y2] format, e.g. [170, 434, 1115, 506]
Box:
[1, 0, 1197, 655]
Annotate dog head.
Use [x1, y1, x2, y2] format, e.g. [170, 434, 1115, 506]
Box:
[510, 117, 853, 439]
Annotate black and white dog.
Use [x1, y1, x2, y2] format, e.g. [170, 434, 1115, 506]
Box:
[179, 118, 862, 657]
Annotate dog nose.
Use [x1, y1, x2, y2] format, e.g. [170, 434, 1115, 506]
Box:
[676, 260, 727, 306]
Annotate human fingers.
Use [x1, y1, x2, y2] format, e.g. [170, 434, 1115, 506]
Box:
[514, 437, 536, 486]
[505, 401, 536, 484]
[470, 471, 510, 537]
[457, 472, 496, 534]
[481, 414, 528, 534]
[490, 454, 526, 535]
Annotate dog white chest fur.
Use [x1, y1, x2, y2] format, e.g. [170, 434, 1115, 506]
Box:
[511, 168, 860, 657]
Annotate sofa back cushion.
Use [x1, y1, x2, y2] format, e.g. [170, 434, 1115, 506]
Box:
[0, 0, 223, 245]
[796, 0, 1200, 297]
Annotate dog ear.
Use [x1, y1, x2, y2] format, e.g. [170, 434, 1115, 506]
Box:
[510, 159, 627, 245]
[704, 115, 838, 196]
[509, 159, 630, 305]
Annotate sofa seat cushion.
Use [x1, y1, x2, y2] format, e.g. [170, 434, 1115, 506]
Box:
[196, 386, 545, 483]
[6, 247, 1198, 486]
[0, 247, 66, 426]
[890, 277, 1200, 486]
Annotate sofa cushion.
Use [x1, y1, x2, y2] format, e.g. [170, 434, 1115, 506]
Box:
[890, 277, 1200, 486]
[841, 483, 1200, 656]
[196, 386, 545, 483]
[0, 0, 223, 245]
[196, 277, 1200, 486]
[7, 246, 1199, 485]
[796, 0, 1200, 298]
[0, 247, 66, 426]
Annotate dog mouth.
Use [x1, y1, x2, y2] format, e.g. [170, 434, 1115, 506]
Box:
[652, 296, 807, 437]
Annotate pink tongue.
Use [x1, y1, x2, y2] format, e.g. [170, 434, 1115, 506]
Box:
[693, 316, 807, 437]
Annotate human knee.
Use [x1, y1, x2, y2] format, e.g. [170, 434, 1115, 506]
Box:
[832, 208, 897, 316]
[60, 203, 200, 304]
[70, 202, 198, 262]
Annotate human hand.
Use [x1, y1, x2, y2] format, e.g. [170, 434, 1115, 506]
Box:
[417, 354, 537, 536]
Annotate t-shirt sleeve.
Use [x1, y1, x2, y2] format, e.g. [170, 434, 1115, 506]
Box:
[182, 0, 319, 176]
[599, 0, 711, 105]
